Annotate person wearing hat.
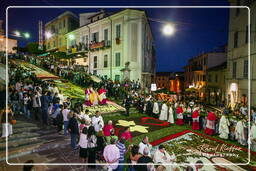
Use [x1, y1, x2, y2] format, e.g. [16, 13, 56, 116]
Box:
[204, 111, 217, 135]
[176, 105, 184, 125]
[192, 108, 200, 130]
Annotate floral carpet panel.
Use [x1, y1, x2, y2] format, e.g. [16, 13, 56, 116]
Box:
[114, 117, 171, 137]
[150, 130, 256, 171]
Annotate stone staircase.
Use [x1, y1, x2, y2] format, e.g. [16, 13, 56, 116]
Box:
[0, 116, 70, 162]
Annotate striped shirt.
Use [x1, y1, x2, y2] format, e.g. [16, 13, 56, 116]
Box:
[116, 142, 126, 161]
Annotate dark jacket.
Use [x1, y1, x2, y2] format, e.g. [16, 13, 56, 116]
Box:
[68, 117, 79, 134]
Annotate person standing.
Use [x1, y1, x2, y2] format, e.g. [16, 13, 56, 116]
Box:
[32, 91, 42, 123]
[168, 104, 174, 124]
[192, 109, 200, 130]
[87, 126, 97, 169]
[235, 119, 247, 145]
[41, 91, 50, 126]
[78, 127, 88, 163]
[219, 113, 230, 139]
[159, 102, 168, 121]
[68, 112, 79, 150]
[204, 111, 216, 136]
[103, 138, 120, 171]
[152, 100, 160, 118]
[176, 105, 184, 125]
[91, 111, 104, 133]
[124, 95, 132, 116]
[135, 147, 153, 171]
[116, 138, 127, 171]
[62, 105, 70, 136]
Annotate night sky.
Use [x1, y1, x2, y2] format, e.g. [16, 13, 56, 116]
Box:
[1, 0, 230, 72]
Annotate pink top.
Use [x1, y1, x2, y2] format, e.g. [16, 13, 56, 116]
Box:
[121, 131, 132, 141]
[103, 124, 114, 136]
[80, 124, 86, 133]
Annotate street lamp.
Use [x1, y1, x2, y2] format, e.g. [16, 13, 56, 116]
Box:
[14, 31, 21, 37]
[23, 32, 30, 39]
[45, 31, 53, 39]
[68, 34, 75, 40]
[162, 24, 175, 36]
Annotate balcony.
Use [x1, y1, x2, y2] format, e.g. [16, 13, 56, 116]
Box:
[89, 40, 111, 51]
[67, 43, 89, 54]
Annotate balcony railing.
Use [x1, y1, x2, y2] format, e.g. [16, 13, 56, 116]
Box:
[67, 42, 89, 54]
[89, 40, 111, 51]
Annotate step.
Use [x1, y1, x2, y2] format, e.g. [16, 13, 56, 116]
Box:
[0, 133, 64, 150]
[0, 137, 70, 161]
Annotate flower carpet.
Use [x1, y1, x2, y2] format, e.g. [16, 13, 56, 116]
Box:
[150, 130, 256, 171]
[114, 117, 171, 137]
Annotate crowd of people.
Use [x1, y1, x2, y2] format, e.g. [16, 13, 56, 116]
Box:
[1, 57, 256, 171]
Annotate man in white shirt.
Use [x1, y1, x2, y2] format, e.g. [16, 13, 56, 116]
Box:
[91, 111, 104, 132]
[139, 136, 152, 157]
[153, 145, 176, 170]
[62, 105, 70, 136]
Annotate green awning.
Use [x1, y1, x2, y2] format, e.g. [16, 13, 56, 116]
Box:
[37, 52, 50, 57]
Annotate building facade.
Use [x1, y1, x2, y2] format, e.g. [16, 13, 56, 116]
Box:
[156, 72, 184, 93]
[226, 0, 256, 108]
[45, 11, 79, 52]
[206, 62, 227, 106]
[184, 51, 226, 99]
[66, 9, 155, 88]
[0, 20, 17, 54]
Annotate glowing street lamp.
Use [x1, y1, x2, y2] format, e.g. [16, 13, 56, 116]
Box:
[45, 31, 53, 39]
[14, 31, 21, 37]
[23, 32, 30, 39]
[162, 24, 175, 36]
[68, 34, 75, 40]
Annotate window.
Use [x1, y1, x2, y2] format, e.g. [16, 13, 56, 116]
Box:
[245, 25, 248, 43]
[232, 62, 237, 79]
[116, 24, 121, 38]
[92, 32, 99, 42]
[104, 29, 108, 41]
[115, 75, 120, 81]
[93, 70, 97, 75]
[53, 40, 56, 47]
[63, 19, 66, 28]
[115, 52, 121, 67]
[234, 31, 238, 48]
[215, 74, 218, 82]
[59, 38, 62, 47]
[104, 55, 108, 68]
[203, 75, 206, 81]
[93, 56, 97, 68]
[244, 60, 248, 78]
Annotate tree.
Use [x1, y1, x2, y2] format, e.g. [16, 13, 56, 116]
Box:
[25, 42, 45, 54]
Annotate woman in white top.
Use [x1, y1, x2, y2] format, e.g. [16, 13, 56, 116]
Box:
[78, 127, 88, 163]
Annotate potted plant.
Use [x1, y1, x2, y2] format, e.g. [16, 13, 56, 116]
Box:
[116, 38, 120, 44]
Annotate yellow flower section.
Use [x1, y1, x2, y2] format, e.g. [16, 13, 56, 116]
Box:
[116, 120, 149, 133]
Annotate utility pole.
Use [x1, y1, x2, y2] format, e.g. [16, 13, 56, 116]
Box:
[38, 20, 43, 50]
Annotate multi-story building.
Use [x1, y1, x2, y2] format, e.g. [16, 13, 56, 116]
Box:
[206, 62, 227, 106]
[156, 72, 172, 90]
[156, 72, 184, 93]
[184, 51, 226, 99]
[226, 0, 256, 108]
[45, 11, 79, 52]
[0, 20, 17, 54]
[66, 9, 156, 88]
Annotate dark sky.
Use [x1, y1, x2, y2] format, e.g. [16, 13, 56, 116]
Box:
[1, 0, 230, 72]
